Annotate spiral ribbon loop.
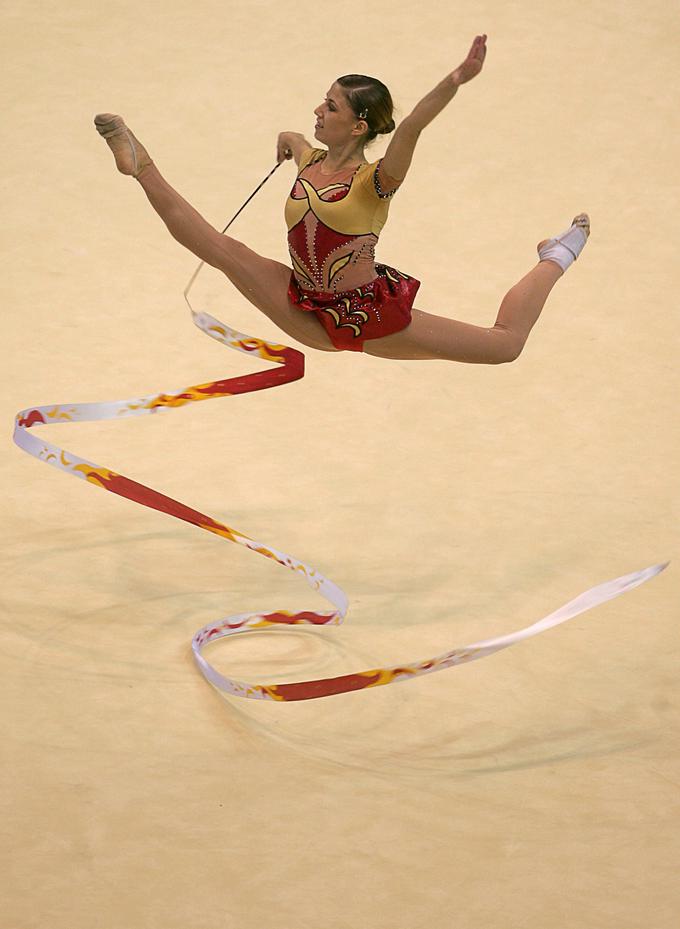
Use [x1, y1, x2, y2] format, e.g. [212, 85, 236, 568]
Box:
[13, 164, 668, 701]
[13, 300, 669, 700]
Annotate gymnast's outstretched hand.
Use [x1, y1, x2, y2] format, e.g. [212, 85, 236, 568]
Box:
[451, 34, 488, 85]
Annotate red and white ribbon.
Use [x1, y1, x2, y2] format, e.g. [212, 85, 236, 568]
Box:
[13, 294, 668, 701]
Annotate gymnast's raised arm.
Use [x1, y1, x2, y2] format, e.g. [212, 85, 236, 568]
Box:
[382, 34, 488, 180]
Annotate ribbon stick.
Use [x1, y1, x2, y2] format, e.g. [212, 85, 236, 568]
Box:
[13, 164, 669, 702]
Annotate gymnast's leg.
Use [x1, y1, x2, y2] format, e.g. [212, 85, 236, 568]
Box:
[363, 216, 590, 364]
[93, 114, 337, 352]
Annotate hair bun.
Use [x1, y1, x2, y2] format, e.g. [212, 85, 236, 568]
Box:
[336, 74, 395, 145]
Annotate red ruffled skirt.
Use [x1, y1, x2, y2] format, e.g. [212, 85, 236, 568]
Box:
[287, 263, 421, 352]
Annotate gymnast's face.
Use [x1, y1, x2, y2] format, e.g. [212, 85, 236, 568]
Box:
[314, 82, 366, 145]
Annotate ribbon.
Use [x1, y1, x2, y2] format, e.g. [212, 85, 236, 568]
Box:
[13, 301, 668, 700]
[13, 165, 668, 702]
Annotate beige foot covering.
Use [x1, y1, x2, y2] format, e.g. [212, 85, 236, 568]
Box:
[94, 113, 153, 178]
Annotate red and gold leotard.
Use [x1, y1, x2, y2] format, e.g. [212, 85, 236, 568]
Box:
[285, 147, 397, 293]
[285, 147, 420, 351]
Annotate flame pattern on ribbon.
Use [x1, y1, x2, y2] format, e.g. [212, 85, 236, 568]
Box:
[13, 305, 668, 701]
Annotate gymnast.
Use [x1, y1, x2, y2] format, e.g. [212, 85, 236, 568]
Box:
[95, 35, 589, 362]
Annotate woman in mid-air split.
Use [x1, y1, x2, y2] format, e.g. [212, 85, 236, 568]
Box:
[95, 34, 589, 362]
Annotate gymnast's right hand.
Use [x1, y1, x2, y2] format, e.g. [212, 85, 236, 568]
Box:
[276, 132, 294, 163]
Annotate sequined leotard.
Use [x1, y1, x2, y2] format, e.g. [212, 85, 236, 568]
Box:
[285, 147, 421, 351]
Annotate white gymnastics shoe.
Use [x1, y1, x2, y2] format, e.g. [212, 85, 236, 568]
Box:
[537, 213, 590, 273]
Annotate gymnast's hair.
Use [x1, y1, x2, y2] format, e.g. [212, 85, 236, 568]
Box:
[336, 75, 396, 144]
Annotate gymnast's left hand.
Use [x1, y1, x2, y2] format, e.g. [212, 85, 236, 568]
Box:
[451, 34, 488, 85]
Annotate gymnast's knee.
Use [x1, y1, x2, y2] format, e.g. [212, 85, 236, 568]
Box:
[489, 328, 525, 364]
[209, 234, 248, 275]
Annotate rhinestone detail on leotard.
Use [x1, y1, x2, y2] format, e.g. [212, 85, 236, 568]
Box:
[373, 158, 399, 199]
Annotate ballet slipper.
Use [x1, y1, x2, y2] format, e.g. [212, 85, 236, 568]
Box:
[94, 114, 153, 178]
[537, 213, 590, 273]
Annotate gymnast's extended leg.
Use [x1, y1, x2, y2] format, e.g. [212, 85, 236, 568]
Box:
[363, 217, 589, 364]
[94, 114, 337, 352]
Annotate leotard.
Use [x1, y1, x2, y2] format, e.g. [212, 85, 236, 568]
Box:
[285, 147, 420, 351]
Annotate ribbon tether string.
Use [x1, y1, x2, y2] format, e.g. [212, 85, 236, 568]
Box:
[14, 161, 668, 701]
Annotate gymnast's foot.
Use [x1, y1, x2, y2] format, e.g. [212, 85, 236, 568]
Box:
[94, 114, 153, 178]
[537, 213, 590, 274]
